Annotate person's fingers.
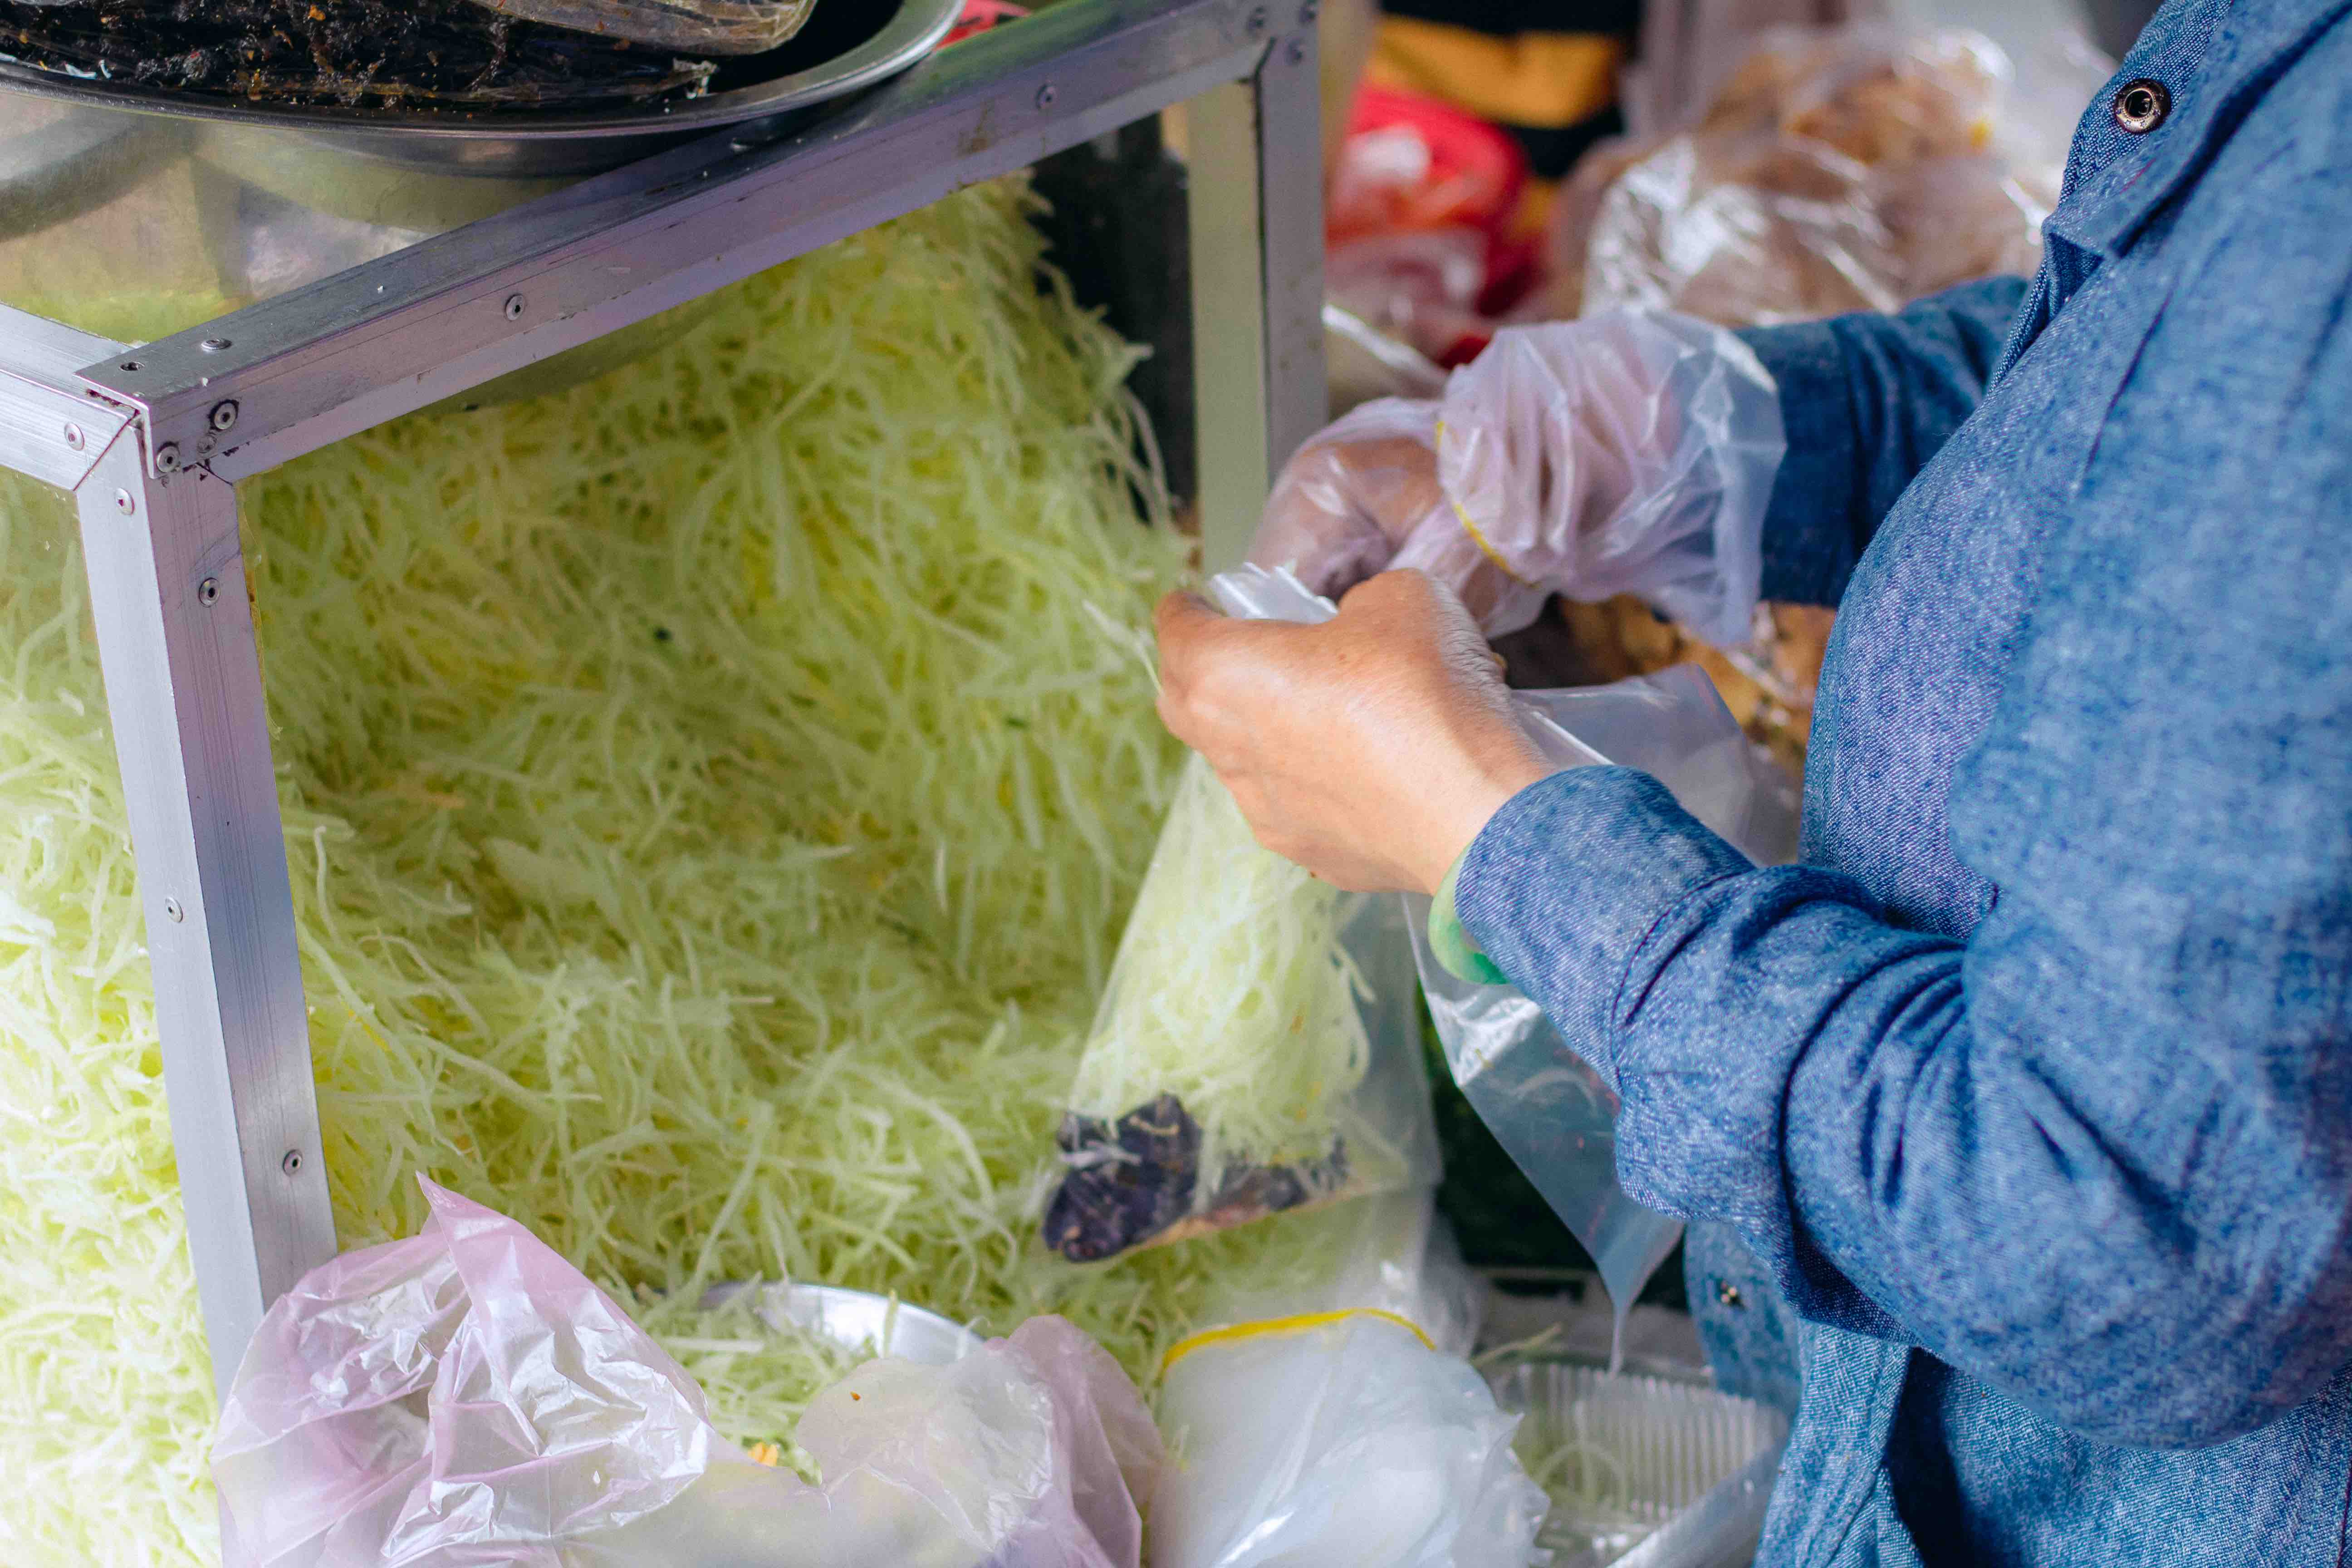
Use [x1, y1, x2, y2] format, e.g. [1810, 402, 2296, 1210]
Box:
[1153, 588, 1216, 632]
[1153, 590, 1222, 678]
[1159, 589, 1295, 752]
[1150, 594, 1212, 740]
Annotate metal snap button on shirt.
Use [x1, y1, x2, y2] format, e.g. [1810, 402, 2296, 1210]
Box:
[2114, 78, 2171, 133]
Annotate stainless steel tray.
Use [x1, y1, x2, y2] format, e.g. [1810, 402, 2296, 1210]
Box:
[0, 0, 963, 180]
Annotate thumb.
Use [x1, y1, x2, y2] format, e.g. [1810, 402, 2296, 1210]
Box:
[1153, 589, 1224, 661]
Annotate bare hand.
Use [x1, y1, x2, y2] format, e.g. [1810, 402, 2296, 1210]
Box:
[1154, 571, 1553, 895]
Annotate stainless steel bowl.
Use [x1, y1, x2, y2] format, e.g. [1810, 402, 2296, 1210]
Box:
[698, 1280, 984, 1366]
[0, 0, 957, 368]
[0, 0, 960, 181]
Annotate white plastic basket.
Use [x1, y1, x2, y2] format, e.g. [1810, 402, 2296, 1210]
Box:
[1489, 1359, 1788, 1568]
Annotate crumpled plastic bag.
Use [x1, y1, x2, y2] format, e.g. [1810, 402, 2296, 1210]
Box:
[212, 1178, 1160, 1568]
[1544, 25, 2080, 326]
[1149, 1309, 1547, 1568]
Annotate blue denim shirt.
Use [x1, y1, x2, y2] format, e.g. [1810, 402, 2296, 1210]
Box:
[1454, 2, 2352, 1562]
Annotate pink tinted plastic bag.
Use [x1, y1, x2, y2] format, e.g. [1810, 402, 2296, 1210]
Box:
[212, 1179, 1159, 1568]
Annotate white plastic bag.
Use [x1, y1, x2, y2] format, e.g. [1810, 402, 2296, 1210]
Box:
[213, 1178, 1160, 1568]
[1197, 1186, 1485, 1361]
[1150, 1309, 1548, 1568]
[1044, 576, 1440, 1263]
[1250, 311, 1785, 647]
[1412, 664, 1798, 1336]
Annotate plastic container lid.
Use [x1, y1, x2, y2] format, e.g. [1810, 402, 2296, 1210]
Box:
[1489, 1358, 1789, 1568]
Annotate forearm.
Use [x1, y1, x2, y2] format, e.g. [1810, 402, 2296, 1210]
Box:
[1454, 767, 2352, 1447]
[1742, 275, 2030, 607]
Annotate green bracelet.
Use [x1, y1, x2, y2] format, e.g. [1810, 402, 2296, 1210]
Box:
[1428, 849, 1509, 986]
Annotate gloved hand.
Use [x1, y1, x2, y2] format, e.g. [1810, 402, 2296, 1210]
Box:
[1247, 309, 1785, 647]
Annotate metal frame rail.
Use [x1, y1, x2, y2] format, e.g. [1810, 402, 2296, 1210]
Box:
[0, 0, 1324, 1402]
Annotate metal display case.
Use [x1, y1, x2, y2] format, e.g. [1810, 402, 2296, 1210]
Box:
[0, 0, 1325, 1401]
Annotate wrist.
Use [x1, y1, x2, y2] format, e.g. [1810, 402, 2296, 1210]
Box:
[1410, 732, 1551, 896]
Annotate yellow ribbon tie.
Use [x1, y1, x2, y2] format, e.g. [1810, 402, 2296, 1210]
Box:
[1159, 1307, 1437, 1375]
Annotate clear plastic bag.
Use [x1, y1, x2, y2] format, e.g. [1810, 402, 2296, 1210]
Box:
[1044, 571, 1438, 1263]
[1198, 1186, 1486, 1360]
[1044, 839, 1440, 1262]
[1411, 665, 1798, 1335]
[1326, 228, 1503, 372]
[1149, 1309, 1548, 1568]
[463, 0, 816, 56]
[1547, 25, 2081, 327]
[213, 1179, 1160, 1568]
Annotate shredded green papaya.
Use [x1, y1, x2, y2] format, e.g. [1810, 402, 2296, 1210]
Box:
[0, 176, 1388, 1563]
[1071, 755, 1371, 1173]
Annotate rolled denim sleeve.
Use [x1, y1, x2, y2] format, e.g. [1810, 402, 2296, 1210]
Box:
[1456, 239, 2352, 1448]
[1740, 276, 2029, 608]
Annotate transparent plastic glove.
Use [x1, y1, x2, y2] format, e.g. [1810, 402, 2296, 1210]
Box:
[1249, 309, 1784, 647]
[1248, 397, 1457, 606]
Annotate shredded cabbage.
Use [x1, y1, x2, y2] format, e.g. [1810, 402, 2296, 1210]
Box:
[0, 177, 1387, 1562]
[642, 1295, 872, 1480]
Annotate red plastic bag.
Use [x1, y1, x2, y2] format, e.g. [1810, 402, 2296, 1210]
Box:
[1328, 87, 1529, 250]
[1327, 88, 1534, 368]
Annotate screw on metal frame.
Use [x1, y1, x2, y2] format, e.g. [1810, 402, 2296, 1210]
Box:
[62, 422, 84, 451]
[1285, 35, 1306, 64]
[505, 293, 528, 321]
[199, 577, 220, 606]
[1246, 5, 1268, 31]
[282, 1150, 304, 1176]
[113, 489, 135, 515]
[200, 338, 232, 353]
[209, 401, 240, 433]
[163, 897, 185, 923]
[1298, 0, 1317, 19]
[1036, 82, 1059, 109]
[156, 442, 182, 474]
